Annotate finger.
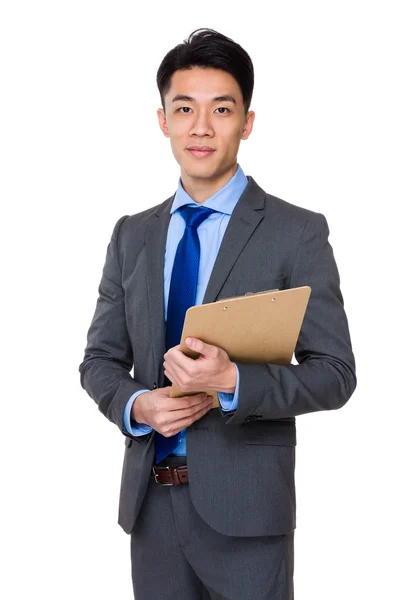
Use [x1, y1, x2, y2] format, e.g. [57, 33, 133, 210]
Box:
[163, 363, 177, 385]
[166, 392, 209, 411]
[165, 346, 197, 372]
[163, 344, 181, 358]
[164, 359, 206, 390]
[159, 396, 211, 430]
[161, 402, 213, 437]
[163, 356, 191, 384]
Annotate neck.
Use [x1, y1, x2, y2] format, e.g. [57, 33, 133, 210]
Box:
[180, 162, 238, 204]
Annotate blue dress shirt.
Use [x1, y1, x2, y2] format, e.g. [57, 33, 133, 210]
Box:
[123, 163, 249, 454]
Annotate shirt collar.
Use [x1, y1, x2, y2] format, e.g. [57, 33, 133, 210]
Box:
[170, 163, 249, 215]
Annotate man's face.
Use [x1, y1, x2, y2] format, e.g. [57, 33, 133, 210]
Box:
[157, 67, 254, 184]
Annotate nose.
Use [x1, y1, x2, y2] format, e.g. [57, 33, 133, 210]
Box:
[189, 109, 214, 137]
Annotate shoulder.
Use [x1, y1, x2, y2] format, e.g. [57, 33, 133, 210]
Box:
[264, 190, 326, 231]
[110, 193, 174, 242]
[247, 175, 327, 231]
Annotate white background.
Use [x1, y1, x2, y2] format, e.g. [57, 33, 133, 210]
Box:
[1, 1, 419, 598]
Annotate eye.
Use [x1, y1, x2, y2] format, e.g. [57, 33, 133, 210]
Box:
[176, 107, 231, 114]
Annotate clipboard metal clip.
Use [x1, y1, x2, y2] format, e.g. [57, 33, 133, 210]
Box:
[218, 288, 279, 302]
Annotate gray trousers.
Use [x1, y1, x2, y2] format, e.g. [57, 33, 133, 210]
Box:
[130, 455, 294, 600]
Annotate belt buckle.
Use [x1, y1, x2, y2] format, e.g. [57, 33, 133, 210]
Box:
[152, 465, 174, 486]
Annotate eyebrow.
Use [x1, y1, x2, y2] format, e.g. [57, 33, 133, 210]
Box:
[171, 94, 237, 105]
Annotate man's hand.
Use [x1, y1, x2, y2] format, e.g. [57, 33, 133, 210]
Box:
[131, 387, 213, 438]
[163, 337, 237, 393]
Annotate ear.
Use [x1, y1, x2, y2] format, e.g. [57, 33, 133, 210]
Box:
[241, 110, 255, 141]
[157, 108, 169, 138]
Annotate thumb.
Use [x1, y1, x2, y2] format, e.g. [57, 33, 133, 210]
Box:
[185, 337, 209, 355]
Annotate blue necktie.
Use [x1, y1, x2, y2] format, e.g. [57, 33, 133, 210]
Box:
[154, 204, 216, 464]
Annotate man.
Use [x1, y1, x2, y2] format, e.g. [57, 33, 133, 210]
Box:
[79, 28, 357, 600]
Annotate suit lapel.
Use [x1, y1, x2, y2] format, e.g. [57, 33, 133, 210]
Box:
[201, 176, 265, 304]
[144, 175, 266, 380]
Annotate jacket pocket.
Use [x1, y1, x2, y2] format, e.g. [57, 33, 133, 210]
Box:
[243, 419, 296, 446]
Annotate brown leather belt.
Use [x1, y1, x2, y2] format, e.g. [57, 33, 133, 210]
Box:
[151, 465, 189, 486]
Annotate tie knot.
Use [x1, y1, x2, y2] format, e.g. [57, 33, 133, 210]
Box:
[178, 205, 217, 230]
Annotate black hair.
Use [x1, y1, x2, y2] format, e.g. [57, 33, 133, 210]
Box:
[156, 28, 254, 115]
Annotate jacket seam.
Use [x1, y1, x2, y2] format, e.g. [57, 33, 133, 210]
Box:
[115, 215, 130, 274]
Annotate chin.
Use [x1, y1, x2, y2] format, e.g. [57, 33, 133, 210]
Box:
[182, 163, 220, 180]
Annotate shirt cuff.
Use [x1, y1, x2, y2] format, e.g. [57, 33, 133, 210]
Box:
[217, 363, 240, 411]
[123, 389, 153, 435]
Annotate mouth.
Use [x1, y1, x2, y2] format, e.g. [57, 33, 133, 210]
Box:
[186, 147, 216, 158]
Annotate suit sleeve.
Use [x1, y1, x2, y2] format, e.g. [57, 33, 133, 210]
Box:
[78, 215, 151, 438]
[220, 212, 357, 425]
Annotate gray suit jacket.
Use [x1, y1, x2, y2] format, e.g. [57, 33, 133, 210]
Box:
[79, 175, 356, 536]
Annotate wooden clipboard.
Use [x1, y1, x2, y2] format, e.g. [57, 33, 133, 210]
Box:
[169, 285, 311, 407]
